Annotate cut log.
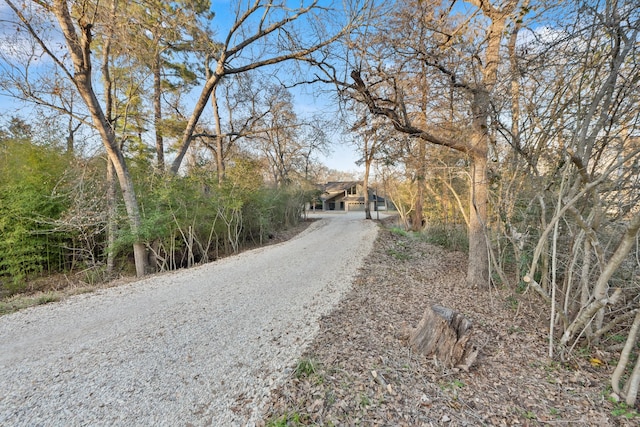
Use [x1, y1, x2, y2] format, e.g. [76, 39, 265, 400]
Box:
[409, 305, 478, 370]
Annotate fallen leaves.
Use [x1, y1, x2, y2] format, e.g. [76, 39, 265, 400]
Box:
[261, 221, 634, 426]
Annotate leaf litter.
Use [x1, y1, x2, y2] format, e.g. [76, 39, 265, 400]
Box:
[260, 218, 635, 426]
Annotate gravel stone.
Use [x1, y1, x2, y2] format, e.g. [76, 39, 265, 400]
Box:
[0, 212, 378, 426]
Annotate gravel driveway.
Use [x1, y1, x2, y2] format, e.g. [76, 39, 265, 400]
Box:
[0, 212, 378, 426]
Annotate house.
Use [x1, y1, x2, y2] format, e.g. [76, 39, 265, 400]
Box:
[310, 181, 388, 212]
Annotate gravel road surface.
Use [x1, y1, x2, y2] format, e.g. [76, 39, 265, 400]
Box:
[0, 212, 378, 426]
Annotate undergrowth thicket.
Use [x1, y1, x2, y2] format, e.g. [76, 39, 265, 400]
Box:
[1, 132, 312, 298]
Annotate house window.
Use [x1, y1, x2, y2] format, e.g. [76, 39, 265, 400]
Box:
[347, 186, 357, 195]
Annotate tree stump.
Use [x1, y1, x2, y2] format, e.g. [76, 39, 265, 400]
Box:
[409, 305, 478, 370]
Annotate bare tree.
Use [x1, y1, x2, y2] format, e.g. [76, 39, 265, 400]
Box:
[169, 0, 367, 174]
[2, 0, 150, 276]
[485, 0, 640, 402]
[351, 114, 389, 219]
[343, 0, 521, 288]
[254, 85, 301, 187]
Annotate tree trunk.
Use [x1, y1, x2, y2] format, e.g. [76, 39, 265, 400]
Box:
[105, 159, 117, 276]
[409, 305, 478, 370]
[102, 0, 116, 278]
[52, 0, 148, 277]
[363, 136, 372, 220]
[411, 138, 427, 232]
[464, 2, 513, 288]
[211, 88, 225, 184]
[153, 48, 164, 170]
[611, 310, 640, 399]
[467, 98, 490, 288]
[170, 62, 224, 174]
[103, 139, 147, 277]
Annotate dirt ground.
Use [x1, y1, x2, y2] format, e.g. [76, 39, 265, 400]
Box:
[260, 217, 637, 426]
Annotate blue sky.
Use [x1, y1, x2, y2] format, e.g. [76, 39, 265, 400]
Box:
[0, 1, 363, 173]
[204, 0, 364, 173]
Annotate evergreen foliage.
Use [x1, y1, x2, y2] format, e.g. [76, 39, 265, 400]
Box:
[0, 122, 309, 296]
[0, 124, 70, 294]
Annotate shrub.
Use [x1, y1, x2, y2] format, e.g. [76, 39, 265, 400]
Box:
[0, 136, 70, 295]
[422, 224, 468, 252]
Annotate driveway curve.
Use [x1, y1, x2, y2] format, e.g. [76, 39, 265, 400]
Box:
[0, 212, 379, 426]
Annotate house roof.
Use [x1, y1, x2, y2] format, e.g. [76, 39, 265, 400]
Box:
[324, 194, 364, 203]
[322, 181, 362, 194]
[319, 181, 387, 204]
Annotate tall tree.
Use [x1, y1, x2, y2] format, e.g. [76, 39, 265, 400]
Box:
[346, 0, 521, 287]
[351, 114, 388, 220]
[255, 85, 300, 187]
[124, 0, 212, 170]
[2, 0, 149, 276]
[169, 0, 366, 174]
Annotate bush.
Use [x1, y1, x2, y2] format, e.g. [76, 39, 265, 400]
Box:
[422, 224, 468, 253]
[0, 136, 70, 295]
[0, 126, 311, 293]
[120, 160, 309, 273]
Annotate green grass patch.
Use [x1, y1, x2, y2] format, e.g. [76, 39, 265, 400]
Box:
[386, 248, 411, 261]
[421, 225, 468, 252]
[0, 291, 62, 315]
[37, 292, 61, 305]
[359, 393, 371, 407]
[608, 334, 627, 343]
[611, 402, 640, 419]
[266, 411, 310, 427]
[294, 357, 319, 378]
[440, 378, 465, 390]
[389, 226, 409, 237]
[505, 295, 519, 311]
